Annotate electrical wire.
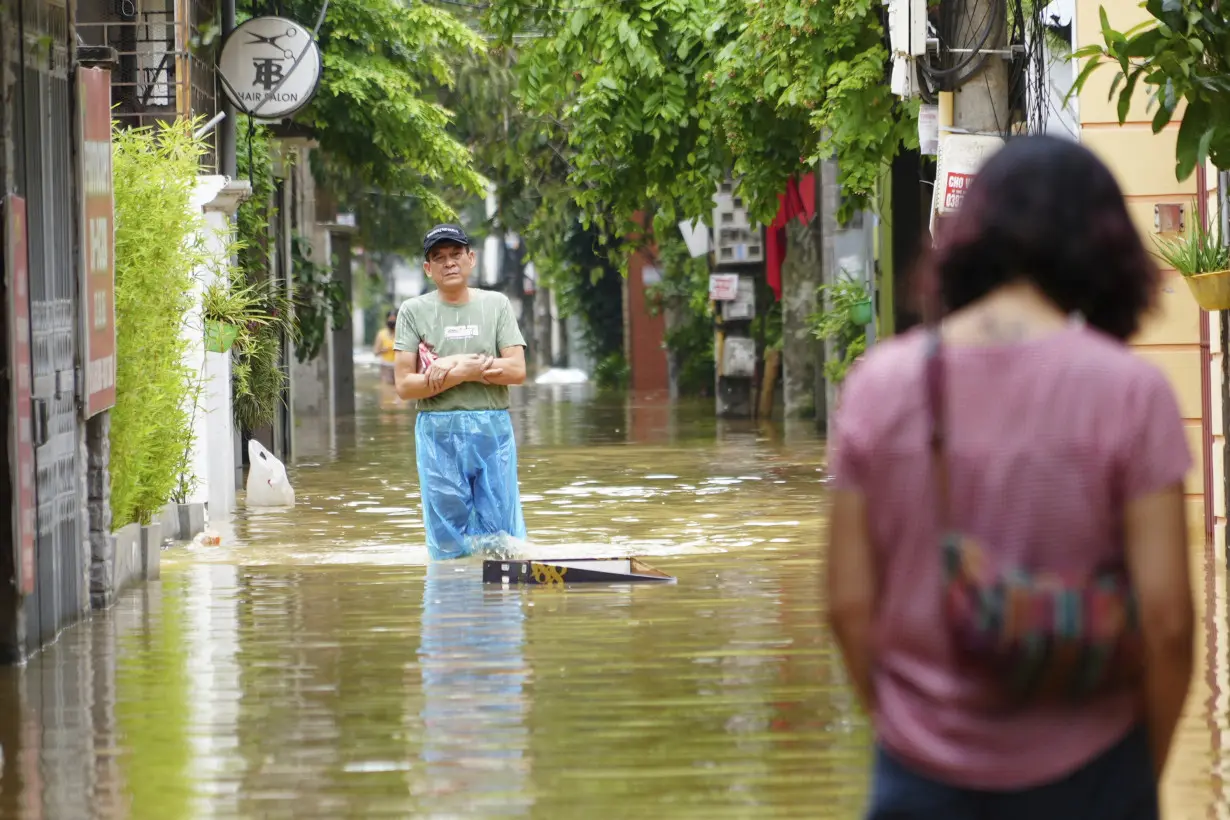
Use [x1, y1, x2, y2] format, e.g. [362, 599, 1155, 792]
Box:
[919, 0, 1004, 92]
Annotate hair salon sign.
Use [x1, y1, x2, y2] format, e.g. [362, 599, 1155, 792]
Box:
[218, 16, 322, 120]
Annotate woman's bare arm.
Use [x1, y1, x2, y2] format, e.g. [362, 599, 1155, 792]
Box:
[826, 488, 878, 715]
[1124, 482, 1193, 780]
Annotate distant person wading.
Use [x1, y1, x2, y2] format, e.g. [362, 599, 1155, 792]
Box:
[393, 224, 529, 560]
[373, 309, 398, 385]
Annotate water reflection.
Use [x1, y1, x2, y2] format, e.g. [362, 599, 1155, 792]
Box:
[416, 564, 530, 816]
[0, 375, 1225, 818]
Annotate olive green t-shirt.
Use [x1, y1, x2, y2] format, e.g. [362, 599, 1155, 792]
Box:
[394, 288, 526, 412]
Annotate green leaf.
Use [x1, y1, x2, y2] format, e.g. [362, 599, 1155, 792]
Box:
[1124, 26, 1164, 58]
[1118, 70, 1141, 123]
[1068, 54, 1105, 100]
[1152, 103, 1174, 133]
[1071, 44, 1108, 59]
[1108, 72, 1124, 102]
[1175, 96, 1211, 180]
[1152, 90, 1176, 133]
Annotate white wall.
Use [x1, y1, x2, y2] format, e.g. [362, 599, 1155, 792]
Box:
[1035, 0, 1079, 140]
[187, 176, 249, 519]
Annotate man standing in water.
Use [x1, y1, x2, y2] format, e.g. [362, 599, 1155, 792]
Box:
[393, 224, 528, 559]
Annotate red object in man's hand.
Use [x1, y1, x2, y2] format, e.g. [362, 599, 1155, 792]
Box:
[418, 342, 437, 374]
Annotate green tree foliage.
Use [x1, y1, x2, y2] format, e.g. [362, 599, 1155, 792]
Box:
[485, 0, 732, 231]
[648, 223, 716, 395]
[713, 0, 917, 221]
[233, 118, 295, 430]
[483, 0, 913, 229]
[548, 214, 627, 369]
[1072, 1, 1230, 180]
[240, 0, 489, 245]
[290, 233, 347, 362]
[444, 48, 566, 234]
[110, 121, 210, 527]
[441, 44, 626, 361]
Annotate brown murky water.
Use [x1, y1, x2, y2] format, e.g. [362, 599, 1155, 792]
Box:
[0, 373, 1226, 818]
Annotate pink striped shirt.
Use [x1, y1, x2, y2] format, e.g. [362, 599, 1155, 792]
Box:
[829, 324, 1191, 789]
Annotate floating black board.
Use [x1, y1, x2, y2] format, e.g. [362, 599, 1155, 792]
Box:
[483, 557, 677, 586]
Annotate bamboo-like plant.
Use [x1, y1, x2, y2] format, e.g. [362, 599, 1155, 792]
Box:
[111, 119, 209, 527]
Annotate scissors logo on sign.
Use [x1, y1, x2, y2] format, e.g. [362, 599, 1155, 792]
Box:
[246, 28, 297, 59]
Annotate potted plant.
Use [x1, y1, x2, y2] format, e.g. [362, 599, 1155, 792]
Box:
[811, 277, 872, 386]
[204, 319, 240, 353]
[1154, 212, 1230, 311]
[848, 296, 874, 327]
[201, 270, 273, 354]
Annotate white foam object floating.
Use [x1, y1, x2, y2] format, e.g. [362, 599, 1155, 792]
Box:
[534, 367, 589, 385]
[246, 440, 296, 507]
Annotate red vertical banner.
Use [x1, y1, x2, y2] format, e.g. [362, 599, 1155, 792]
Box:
[5, 195, 36, 595]
[79, 66, 116, 418]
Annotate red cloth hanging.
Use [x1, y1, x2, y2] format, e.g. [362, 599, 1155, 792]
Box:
[798, 171, 816, 221]
[764, 172, 817, 301]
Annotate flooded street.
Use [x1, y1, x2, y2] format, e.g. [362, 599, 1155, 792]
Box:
[1, 373, 1227, 818]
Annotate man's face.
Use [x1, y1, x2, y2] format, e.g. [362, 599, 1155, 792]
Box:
[425, 243, 474, 289]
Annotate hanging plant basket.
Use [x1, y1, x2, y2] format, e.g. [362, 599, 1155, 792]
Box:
[1183, 270, 1230, 311]
[848, 298, 874, 327]
[204, 319, 240, 353]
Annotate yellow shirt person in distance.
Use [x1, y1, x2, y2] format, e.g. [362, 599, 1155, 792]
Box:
[373, 310, 397, 384]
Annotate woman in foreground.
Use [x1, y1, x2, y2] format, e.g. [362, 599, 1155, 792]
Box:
[827, 135, 1195, 819]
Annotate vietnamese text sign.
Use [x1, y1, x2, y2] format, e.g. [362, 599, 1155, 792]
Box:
[5, 196, 36, 595]
[80, 67, 117, 418]
[709, 273, 739, 301]
[933, 134, 1004, 216]
[942, 172, 973, 211]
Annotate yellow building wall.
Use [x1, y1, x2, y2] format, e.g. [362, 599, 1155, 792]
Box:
[1076, 0, 1213, 548]
[1077, 5, 1230, 815]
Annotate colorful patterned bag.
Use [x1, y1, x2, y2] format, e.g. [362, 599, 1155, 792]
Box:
[925, 330, 1142, 705]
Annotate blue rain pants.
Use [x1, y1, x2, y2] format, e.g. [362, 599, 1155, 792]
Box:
[414, 410, 527, 560]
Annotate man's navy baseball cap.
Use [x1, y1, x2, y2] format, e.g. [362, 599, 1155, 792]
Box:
[423, 224, 470, 256]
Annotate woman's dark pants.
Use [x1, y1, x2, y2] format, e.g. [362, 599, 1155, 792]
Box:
[866, 725, 1159, 820]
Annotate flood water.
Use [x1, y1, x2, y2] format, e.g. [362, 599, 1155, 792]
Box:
[0, 372, 1227, 819]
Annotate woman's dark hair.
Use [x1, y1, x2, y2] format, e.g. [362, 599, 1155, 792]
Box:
[922, 135, 1158, 340]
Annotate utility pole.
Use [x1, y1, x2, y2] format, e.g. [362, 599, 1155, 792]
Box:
[951, 0, 1011, 135]
[219, 0, 237, 178]
[818, 158, 840, 439]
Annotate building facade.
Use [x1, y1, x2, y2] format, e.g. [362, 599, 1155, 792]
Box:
[1, 0, 95, 662]
[1074, 1, 1229, 812]
[1, 0, 238, 662]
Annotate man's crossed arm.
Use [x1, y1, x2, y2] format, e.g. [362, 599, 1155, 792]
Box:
[394, 346, 526, 400]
